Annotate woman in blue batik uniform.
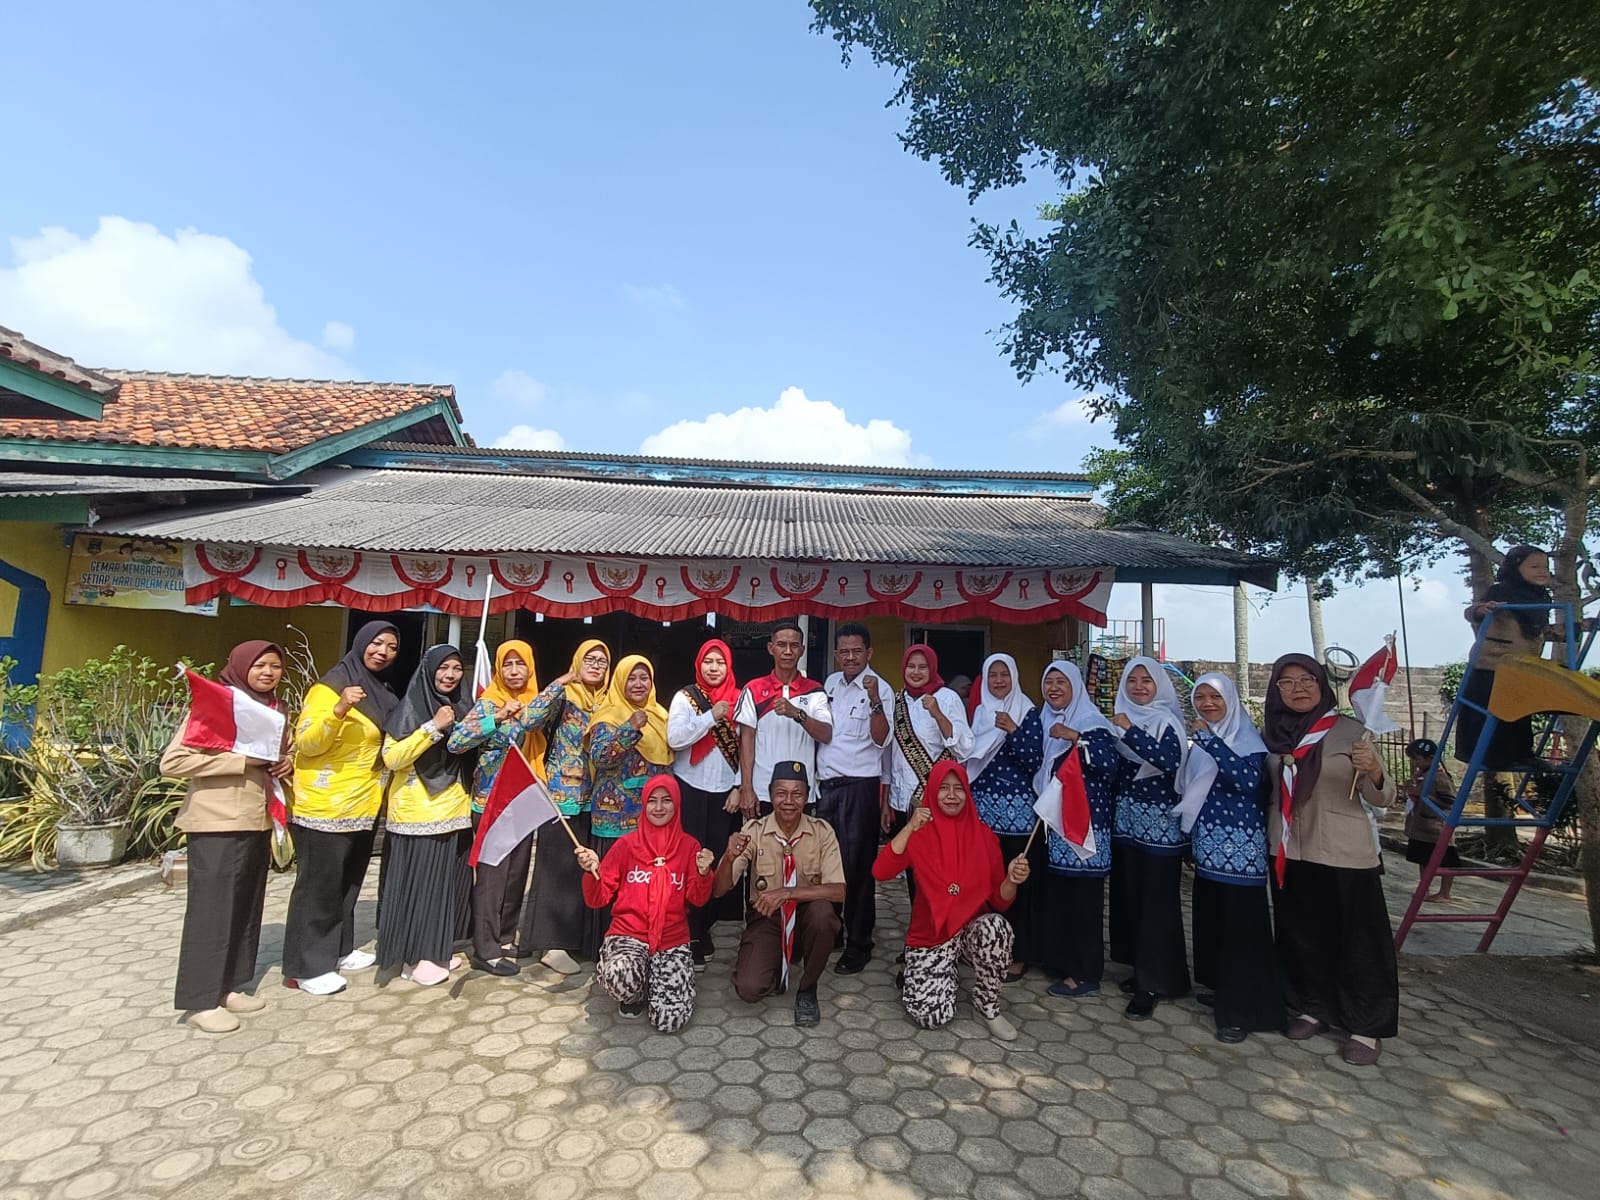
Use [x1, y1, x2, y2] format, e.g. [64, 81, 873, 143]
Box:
[1108, 656, 1189, 1020]
[967, 653, 1044, 981]
[1034, 662, 1122, 999]
[1175, 673, 1282, 1042]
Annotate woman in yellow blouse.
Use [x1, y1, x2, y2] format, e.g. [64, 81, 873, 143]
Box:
[284, 620, 401, 996]
[376, 644, 476, 986]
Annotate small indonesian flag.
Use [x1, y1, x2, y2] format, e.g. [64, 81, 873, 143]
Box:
[470, 745, 559, 867]
[179, 668, 289, 841]
[1348, 636, 1401, 736]
[1033, 744, 1096, 861]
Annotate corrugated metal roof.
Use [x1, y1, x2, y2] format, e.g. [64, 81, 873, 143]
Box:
[90, 467, 1278, 587]
[0, 473, 302, 499]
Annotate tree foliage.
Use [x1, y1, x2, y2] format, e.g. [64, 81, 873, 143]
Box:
[810, 0, 1600, 586]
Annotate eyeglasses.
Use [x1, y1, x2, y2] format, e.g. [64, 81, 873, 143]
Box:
[1275, 677, 1320, 693]
[581, 654, 609, 666]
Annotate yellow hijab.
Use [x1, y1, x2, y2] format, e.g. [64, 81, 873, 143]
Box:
[563, 638, 612, 713]
[479, 640, 547, 773]
[591, 653, 671, 766]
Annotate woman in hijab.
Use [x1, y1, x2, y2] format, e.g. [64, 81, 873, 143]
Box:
[1033, 661, 1121, 1000]
[589, 654, 673, 848]
[376, 645, 475, 986]
[966, 653, 1045, 980]
[161, 640, 293, 1034]
[448, 640, 546, 975]
[575, 775, 716, 1031]
[666, 639, 743, 969]
[1177, 673, 1279, 1042]
[1458, 546, 1553, 779]
[883, 645, 975, 901]
[518, 638, 611, 973]
[1264, 653, 1399, 1065]
[284, 620, 401, 996]
[1107, 656, 1189, 1020]
[873, 761, 1031, 1041]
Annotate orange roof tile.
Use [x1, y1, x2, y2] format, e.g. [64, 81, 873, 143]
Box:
[0, 370, 459, 454]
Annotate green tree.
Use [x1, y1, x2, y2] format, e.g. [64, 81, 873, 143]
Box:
[812, 0, 1600, 945]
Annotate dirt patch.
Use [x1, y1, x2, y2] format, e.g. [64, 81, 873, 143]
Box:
[1403, 953, 1600, 1052]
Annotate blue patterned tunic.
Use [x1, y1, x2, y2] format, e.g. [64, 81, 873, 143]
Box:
[446, 699, 546, 814]
[971, 709, 1045, 837]
[1111, 725, 1187, 854]
[1189, 737, 1268, 885]
[587, 721, 660, 840]
[1045, 728, 1121, 877]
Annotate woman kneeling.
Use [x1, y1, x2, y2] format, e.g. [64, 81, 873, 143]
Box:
[873, 761, 1030, 1040]
[577, 775, 714, 1032]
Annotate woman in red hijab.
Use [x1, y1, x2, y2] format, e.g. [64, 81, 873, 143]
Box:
[576, 775, 716, 1031]
[872, 761, 1031, 1041]
[665, 639, 742, 969]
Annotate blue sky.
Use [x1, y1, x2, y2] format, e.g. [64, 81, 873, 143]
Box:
[1, 1, 1474, 665]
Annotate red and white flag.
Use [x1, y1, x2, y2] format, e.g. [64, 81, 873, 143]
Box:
[1033, 745, 1096, 861]
[179, 668, 289, 840]
[469, 745, 558, 867]
[1348, 635, 1401, 735]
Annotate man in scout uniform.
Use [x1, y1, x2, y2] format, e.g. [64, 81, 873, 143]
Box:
[713, 760, 845, 1026]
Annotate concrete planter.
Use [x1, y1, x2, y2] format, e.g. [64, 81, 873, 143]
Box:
[56, 820, 130, 869]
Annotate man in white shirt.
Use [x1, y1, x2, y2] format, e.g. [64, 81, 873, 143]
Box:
[815, 622, 890, 974]
[735, 621, 833, 816]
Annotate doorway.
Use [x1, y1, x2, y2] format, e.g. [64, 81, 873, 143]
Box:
[908, 624, 989, 687]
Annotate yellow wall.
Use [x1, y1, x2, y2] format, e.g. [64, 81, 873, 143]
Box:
[1, 521, 346, 675]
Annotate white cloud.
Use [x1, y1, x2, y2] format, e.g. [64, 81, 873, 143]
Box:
[321, 320, 355, 350]
[488, 369, 549, 408]
[1027, 393, 1104, 435]
[0, 216, 352, 377]
[639, 386, 923, 466]
[622, 282, 687, 311]
[491, 424, 567, 451]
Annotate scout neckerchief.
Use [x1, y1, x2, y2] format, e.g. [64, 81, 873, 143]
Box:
[744, 672, 824, 718]
[1275, 712, 1339, 886]
[683, 684, 740, 770]
[893, 692, 952, 807]
[772, 826, 806, 988]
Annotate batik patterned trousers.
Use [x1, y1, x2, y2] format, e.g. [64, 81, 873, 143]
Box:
[596, 936, 696, 1032]
[901, 911, 1014, 1027]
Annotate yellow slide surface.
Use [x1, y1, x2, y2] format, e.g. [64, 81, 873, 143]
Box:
[1488, 655, 1600, 723]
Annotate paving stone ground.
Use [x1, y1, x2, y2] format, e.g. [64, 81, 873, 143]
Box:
[0, 858, 1596, 1200]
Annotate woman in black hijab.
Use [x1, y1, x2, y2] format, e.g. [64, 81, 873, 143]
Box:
[284, 621, 402, 996]
[1457, 546, 1554, 769]
[377, 644, 476, 986]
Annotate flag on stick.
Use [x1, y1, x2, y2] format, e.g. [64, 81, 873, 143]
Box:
[470, 745, 558, 867]
[1033, 744, 1096, 861]
[1348, 635, 1401, 736]
[178, 667, 289, 840]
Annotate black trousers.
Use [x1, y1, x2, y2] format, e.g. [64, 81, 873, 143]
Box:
[1108, 845, 1191, 997]
[888, 808, 917, 903]
[1039, 872, 1105, 986]
[996, 831, 1050, 965]
[174, 831, 271, 1011]
[1273, 858, 1399, 1038]
[816, 776, 882, 955]
[470, 811, 533, 960]
[678, 779, 742, 944]
[282, 825, 375, 981]
[1192, 876, 1285, 1033]
[520, 812, 606, 960]
[378, 829, 473, 969]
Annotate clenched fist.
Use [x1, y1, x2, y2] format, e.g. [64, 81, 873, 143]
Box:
[695, 848, 714, 875]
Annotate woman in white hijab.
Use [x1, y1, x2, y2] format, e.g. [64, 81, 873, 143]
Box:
[967, 653, 1044, 980]
[1178, 673, 1280, 1042]
[1107, 656, 1190, 1021]
[1033, 662, 1122, 999]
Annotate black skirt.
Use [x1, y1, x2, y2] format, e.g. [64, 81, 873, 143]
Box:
[1454, 668, 1533, 768]
[1272, 858, 1399, 1038]
[1037, 871, 1105, 986]
[677, 779, 742, 933]
[1191, 876, 1284, 1033]
[519, 811, 607, 960]
[174, 831, 271, 1011]
[997, 831, 1051, 966]
[1404, 838, 1462, 868]
[377, 829, 472, 969]
[1108, 845, 1190, 997]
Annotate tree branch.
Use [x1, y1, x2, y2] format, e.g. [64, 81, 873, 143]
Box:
[1383, 474, 1504, 564]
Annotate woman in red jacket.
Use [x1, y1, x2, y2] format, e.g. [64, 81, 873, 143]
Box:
[873, 761, 1031, 1041]
[576, 775, 715, 1031]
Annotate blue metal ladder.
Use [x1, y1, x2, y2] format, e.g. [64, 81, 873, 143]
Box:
[1393, 604, 1598, 952]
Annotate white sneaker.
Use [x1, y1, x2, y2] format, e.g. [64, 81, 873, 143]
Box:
[983, 1011, 1019, 1042]
[540, 949, 581, 975]
[337, 949, 376, 971]
[293, 972, 348, 996]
